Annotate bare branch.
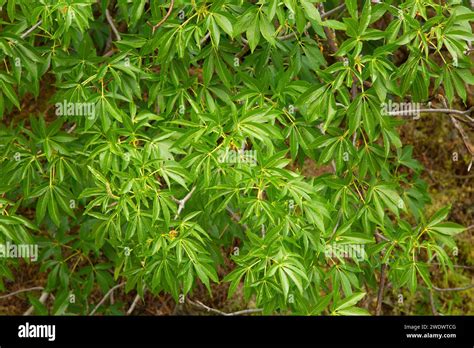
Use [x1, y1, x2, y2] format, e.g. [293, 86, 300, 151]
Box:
[150, 0, 175, 34]
[375, 233, 387, 316]
[200, 32, 211, 46]
[66, 123, 77, 134]
[429, 290, 439, 316]
[376, 264, 387, 315]
[0, 286, 44, 300]
[24, 291, 49, 316]
[172, 186, 196, 219]
[20, 20, 43, 39]
[105, 9, 121, 41]
[317, 3, 342, 61]
[430, 262, 474, 270]
[103, 49, 118, 57]
[321, 3, 346, 19]
[387, 107, 474, 120]
[225, 206, 248, 230]
[89, 282, 125, 316]
[439, 98, 474, 171]
[449, 115, 474, 169]
[126, 293, 142, 316]
[187, 299, 262, 316]
[432, 284, 474, 292]
[375, 232, 390, 242]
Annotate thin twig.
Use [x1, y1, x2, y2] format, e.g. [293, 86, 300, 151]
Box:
[20, 20, 43, 39]
[440, 98, 474, 171]
[278, 22, 312, 41]
[321, 3, 346, 19]
[432, 284, 474, 292]
[375, 233, 387, 316]
[429, 290, 439, 316]
[376, 264, 387, 315]
[105, 9, 121, 41]
[225, 206, 248, 230]
[318, 3, 342, 61]
[375, 232, 390, 242]
[387, 107, 474, 119]
[449, 115, 474, 170]
[126, 293, 142, 315]
[188, 299, 262, 316]
[24, 291, 49, 316]
[0, 286, 44, 300]
[66, 123, 77, 134]
[430, 262, 474, 270]
[150, 0, 175, 34]
[236, 41, 250, 59]
[89, 282, 125, 315]
[103, 49, 117, 57]
[172, 186, 196, 219]
[200, 32, 211, 46]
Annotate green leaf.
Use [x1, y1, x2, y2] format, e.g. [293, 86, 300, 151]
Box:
[337, 306, 370, 316]
[0, 81, 20, 108]
[247, 15, 260, 52]
[335, 292, 366, 311]
[214, 13, 234, 37]
[301, 0, 321, 22]
[7, 0, 16, 22]
[430, 222, 465, 236]
[259, 13, 276, 45]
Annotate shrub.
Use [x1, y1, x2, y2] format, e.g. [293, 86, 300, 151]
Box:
[0, 0, 472, 315]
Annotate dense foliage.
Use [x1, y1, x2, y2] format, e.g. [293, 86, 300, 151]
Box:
[0, 0, 472, 315]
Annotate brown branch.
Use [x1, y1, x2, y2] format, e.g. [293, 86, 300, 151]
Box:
[440, 98, 474, 171]
[20, 20, 43, 39]
[376, 263, 387, 315]
[432, 284, 474, 292]
[150, 0, 175, 34]
[24, 291, 49, 316]
[430, 262, 474, 270]
[429, 290, 439, 316]
[105, 9, 121, 41]
[387, 107, 474, 120]
[172, 186, 196, 219]
[187, 299, 262, 316]
[375, 233, 387, 316]
[200, 32, 211, 46]
[318, 3, 342, 61]
[375, 232, 390, 242]
[0, 286, 44, 300]
[89, 282, 125, 315]
[225, 206, 249, 230]
[127, 293, 142, 315]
